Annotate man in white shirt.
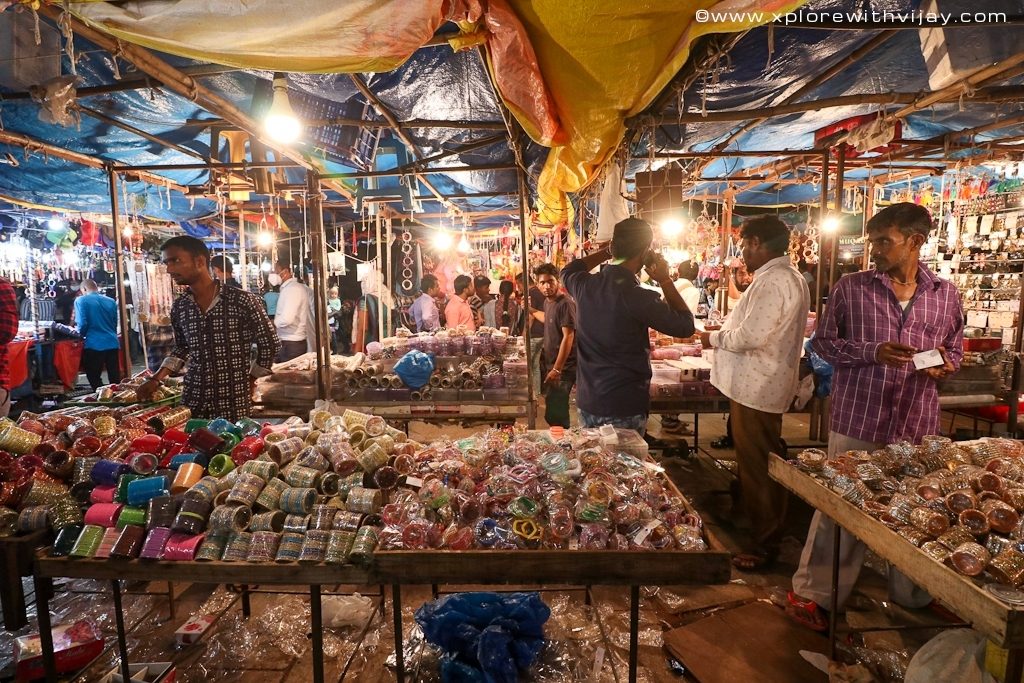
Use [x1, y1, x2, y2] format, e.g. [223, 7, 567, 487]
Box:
[273, 261, 312, 362]
[699, 216, 809, 571]
[410, 274, 441, 333]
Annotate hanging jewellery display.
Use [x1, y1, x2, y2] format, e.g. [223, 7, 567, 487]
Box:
[399, 228, 415, 294]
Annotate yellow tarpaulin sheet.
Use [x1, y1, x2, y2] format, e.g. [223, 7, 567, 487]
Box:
[63, 0, 807, 224]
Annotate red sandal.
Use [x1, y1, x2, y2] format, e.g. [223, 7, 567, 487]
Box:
[784, 591, 829, 632]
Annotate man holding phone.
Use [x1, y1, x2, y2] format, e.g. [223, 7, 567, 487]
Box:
[787, 202, 964, 631]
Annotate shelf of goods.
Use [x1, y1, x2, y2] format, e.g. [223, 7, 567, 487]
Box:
[5, 404, 728, 681]
[63, 374, 183, 408]
[256, 331, 532, 418]
[770, 437, 1024, 679]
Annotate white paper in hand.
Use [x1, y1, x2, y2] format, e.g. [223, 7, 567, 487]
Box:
[912, 349, 944, 370]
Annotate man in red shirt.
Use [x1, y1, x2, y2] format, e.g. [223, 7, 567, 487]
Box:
[0, 277, 18, 417]
[443, 274, 476, 331]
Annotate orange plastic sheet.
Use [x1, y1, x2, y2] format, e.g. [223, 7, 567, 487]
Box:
[64, 0, 808, 224]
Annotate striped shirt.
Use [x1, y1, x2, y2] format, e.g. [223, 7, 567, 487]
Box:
[811, 264, 964, 444]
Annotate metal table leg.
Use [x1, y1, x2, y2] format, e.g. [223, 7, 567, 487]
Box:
[828, 525, 841, 660]
[241, 584, 251, 618]
[392, 584, 405, 682]
[628, 585, 640, 682]
[111, 580, 132, 683]
[310, 585, 324, 683]
[1007, 648, 1024, 683]
[33, 575, 57, 683]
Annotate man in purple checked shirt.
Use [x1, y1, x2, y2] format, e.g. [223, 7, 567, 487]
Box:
[786, 202, 964, 632]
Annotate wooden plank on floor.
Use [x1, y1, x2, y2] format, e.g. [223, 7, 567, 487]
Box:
[657, 583, 758, 615]
[664, 601, 829, 683]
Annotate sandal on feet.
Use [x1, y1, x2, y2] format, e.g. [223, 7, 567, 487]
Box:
[784, 591, 829, 632]
[731, 548, 776, 571]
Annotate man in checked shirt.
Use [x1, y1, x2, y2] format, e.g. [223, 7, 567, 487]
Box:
[787, 202, 964, 631]
[137, 236, 280, 420]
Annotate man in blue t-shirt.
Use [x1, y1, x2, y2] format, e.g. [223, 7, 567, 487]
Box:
[562, 218, 695, 435]
[74, 279, 122, 389]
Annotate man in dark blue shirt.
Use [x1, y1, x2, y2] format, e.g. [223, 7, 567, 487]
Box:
[562, 217, 695, 434]
[74, 279, 122, 389]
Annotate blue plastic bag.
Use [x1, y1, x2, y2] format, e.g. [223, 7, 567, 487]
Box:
[394, 350, 435, 389]
[416, 592, 550, 683]
[805, 339, 833, 398]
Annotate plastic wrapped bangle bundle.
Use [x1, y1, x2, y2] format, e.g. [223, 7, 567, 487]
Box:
[279, 487, 316, 515]
[171, 463, 205, 495]
[93, 415, 116, 438]
[221, 531, 253, 562]
[217, 469, 239, 492]
[346, 486, 382, 514]
[113, 474, 141, 504]
[116, 506, 147, 529]
[239, 459, 278, 482]
[332, 511, 364, 532]
[163, 532, 205, 561]
[49, 497, 83, 531]
[187, 428, 226, 456]
[0, 507, 18, 537]
[364, 416, 386, 438]
[342, 409, 370, 430]
[247, 530, 282, 562]
[308, 409, 331, 431]
[349, 526, 380, 564]
[91, 460, 129, 487]
[255, 477, 289, 511]
[84, 503, 123, 528]
[507, 496, 539, 519]
[184, 476, 218, 504]
[110, 524, 145, 559]
[282, 514, 309, 534]
[284, 464, 320, 489]
[990, 548, 1024, 586]
[72, 457, 100, 486]
[17, 506, 50, 533]
[356, 443, 388, 474]
[126, 453, 158, 476]
[0, 422, 41, 453]
[322, 415, 347, 435]
[317, 472, 340, 496]
[275, 532, 304, 562]
[231, 436, 265, 467]
[94, 527, 121, 559]
[51, 525, 83, 556]
[195, 532, 229, 561]
[208, 504, 252, 534]
[250, 510, 285, 532]
[299, 529, 330, 562]
[226, 473, 265, 507]
[325, 530, 356, 564]
[172, 498, 212, 535]
[337, 473, 365, 501]
[124, 476, 166, 508]
[207, 454, 236, 478]
[951, 541, 991, 576]
[150, 407, 192, 433]
[309, 505, 335, 531]
[294, 447, 329, 472]
[268, 437, 303, 465]
[146, 496, 179, 530]
[70, 524, 105, 557]
[418, 479, 450, 510]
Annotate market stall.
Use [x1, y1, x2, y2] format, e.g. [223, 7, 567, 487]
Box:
[770, 439, 1024, 682]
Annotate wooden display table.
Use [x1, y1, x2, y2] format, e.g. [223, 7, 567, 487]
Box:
[34, 543, 729, 683]
[769, 455, 1024, 682]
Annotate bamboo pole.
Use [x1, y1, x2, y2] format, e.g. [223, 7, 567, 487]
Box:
[307, 172, 332, 400]
[107, 169, 134, 379]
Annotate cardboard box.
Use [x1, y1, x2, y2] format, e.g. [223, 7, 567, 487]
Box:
[174, 614, 217, 646]
[14, 619, 104, 681]
[99, 662, 177, 683]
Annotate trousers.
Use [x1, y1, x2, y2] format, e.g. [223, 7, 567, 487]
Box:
[730, 399, 788, 548]
[82, 348, 122, 390]
[792, 431, 931, 609]
[276, 340, 307, 363]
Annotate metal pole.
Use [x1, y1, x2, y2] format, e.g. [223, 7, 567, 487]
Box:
[107, 169, 134, 378]
[237, 204, 248, 291]
[829, 143, 848, 293]
[810, 151, 830, 443]
[307, 171, 332, 400]
[518, 169, 536, 429]
[376, 214, 385, 344]
[862, 180, 875, 271]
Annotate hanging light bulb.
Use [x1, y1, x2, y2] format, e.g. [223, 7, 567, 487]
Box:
[457, 230, 471, 254]
[47, 216, 66, 230]
[433, 230, 453, 251]
[122, 224, 135, 239]
[261, 260, 273, 273]
[264, 72, 302, 144]
[257, 231, 274, 248]
[821, 215, 841, 233]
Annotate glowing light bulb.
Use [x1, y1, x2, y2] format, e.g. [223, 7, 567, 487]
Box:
[261, 260, 272, 273]
[457, 231, 471, 254]
[47, 217, 66, 230]
[822, 216, 840, 233]
[257, 231, 274, 248]
[660, 218, 685, 238]
[122, 225, 135, 239]
[433, 231, 453, 251]
[264, 73, 302, 144]
[841, 251, 852, 260]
